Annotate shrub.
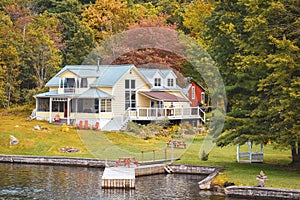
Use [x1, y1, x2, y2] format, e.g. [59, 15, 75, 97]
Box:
[201, 150, 209, 161]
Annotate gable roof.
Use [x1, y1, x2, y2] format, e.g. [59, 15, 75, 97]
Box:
[138, 68, 162, 79]
[45, 64, 134, 87]
[91, 65, 134, 86]
[160, 69, 177, 78]
[190, 79, 206, 91]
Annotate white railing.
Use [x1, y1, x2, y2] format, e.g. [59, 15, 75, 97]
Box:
[63, 87, 75, 94]
[124, 107, 205, 122]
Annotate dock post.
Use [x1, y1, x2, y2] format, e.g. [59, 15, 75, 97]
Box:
[153, 150, 155, 161]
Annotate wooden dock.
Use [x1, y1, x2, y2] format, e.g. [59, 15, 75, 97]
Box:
[101, 164, 220, 189]
[101, 167, 135, 189]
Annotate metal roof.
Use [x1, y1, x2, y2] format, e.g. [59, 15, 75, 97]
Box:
[35, 88, 111, 99]
[45, 64, 134, 87]
[91, 65, 133, 86]
[78, 88, 111, 99]
[138, 68, 174, 79]
[160, 69, 176, 78]
[137, 68, 160, 79]
[140, 91, 189, 102]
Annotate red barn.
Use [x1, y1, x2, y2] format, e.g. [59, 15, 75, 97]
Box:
[186, 79, 206, 107]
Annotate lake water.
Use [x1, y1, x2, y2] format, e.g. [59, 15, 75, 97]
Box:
[0, 163, 246, 199]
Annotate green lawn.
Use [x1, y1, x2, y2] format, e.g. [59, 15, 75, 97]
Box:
[0, 112, 299, 189]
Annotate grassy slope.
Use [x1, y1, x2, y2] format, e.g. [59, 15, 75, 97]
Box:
[0, 113, 299, 189]
[0, 113, 91, 157]
[178, 136, 300, 189]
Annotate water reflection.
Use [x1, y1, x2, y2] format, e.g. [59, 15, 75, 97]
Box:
[0, 163, 245, 199]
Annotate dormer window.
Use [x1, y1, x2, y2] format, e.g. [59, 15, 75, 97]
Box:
[154, 78, 161, 87]
[167, 78, 174, 87]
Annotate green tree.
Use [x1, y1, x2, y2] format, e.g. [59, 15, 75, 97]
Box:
[257, 36, 300, 164]
[20, 11, 62, 89]
[182, 0, 214, 45]
[0, 11, 20, 107]
[33, 0, 83, 15]
[57, 12, 94, 65]
[207, 0, 300, 164]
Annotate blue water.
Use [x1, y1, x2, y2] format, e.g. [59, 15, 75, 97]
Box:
[0, 163, 245, 199]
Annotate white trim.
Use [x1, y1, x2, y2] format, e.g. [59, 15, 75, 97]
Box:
[192, 86, 195, 100]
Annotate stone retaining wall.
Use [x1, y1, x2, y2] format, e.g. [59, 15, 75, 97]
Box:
[225, 186, 300, 199]
[0, 154, 114, 167]
[169, 164, 222, 175]
[135, 164, 166, 176]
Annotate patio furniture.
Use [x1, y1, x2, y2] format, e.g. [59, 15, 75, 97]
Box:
[76, 121, 83, 129]
[54, 113, 60, 122]
[92, 122, 99, 131]
[84, 120, 89, 129]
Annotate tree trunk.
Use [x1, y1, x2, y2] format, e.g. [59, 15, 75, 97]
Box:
[291, 142, 300, 165]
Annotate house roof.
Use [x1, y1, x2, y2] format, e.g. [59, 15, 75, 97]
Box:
[140, 91, 189, 102]
[78, 88, 111, 98]
[138, 68, 175, 79]
[138, 68, 161, 79]
[160, 69, 177, 78]
[35, 88, 111, 99]
[190, 79, 206, 91]
[91, 65, 133, 86]
[45, 64, 134, 87]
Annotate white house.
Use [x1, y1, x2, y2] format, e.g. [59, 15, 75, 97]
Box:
[34, 64, 205, 130]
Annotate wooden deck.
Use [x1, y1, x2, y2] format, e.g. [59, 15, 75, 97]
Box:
[123, 107, 205, 123]
[101, 167, 135, 189]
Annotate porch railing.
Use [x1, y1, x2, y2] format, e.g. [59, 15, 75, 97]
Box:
[63, 87, 75, 94]
[124, 107, 205, 123]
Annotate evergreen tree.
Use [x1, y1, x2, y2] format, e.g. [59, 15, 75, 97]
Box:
[207, 0, 300, 164]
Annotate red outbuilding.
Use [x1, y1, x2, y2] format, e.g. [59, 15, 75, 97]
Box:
[186, 79, 206, 107]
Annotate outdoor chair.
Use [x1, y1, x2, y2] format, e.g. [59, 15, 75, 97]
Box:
[84, 120, 89, 129]
[54, 113, 60, 122]
[92, 122, 100, 131]
[76, 120, 83, 129]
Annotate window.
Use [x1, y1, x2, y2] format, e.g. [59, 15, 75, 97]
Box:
[154, 78, 161, 86]
[201, 92, 205, 103]
[167, 78, 174, 87]
[37, 98, 49, 111]
[66, 78, 75, 88]
[80, 78, 88, 88]
[192, 86, 195, 99]
[125, 79, 136, 110]
[52, 101, 64, 112]
[101, 99, 112, 112]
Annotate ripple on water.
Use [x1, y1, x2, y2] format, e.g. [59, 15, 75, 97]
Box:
[0, 163, 239, 200]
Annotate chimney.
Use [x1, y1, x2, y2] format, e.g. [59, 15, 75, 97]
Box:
[97, 57, 101, 72]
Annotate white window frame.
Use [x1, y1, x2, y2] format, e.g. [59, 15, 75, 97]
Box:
[167, 78, 174, 87]
[154, 78, 161, 87]
[192, 86, 195, 100]
[125, 79, 136, 110]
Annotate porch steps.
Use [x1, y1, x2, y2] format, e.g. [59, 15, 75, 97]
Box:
[102, 117, 123, 131]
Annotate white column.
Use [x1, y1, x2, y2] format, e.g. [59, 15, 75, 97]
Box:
[49, 97, 53, 123]
[67, 98, 70, 125]
[237, 144, 240, 162]
[98, 98, 101, 119]
[35, 98, 38, 111]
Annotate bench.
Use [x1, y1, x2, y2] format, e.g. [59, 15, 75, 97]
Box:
[116, 157, 138, 168]
[166, 140, 186, 148]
